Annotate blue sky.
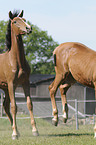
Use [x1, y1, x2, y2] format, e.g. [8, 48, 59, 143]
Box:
[0, 0, 96, 50]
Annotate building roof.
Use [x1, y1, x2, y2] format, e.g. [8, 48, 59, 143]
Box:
[29, 74, 55, 84]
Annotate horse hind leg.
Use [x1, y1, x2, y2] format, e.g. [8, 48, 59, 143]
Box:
[22, 82, 39, 136]
[49, 80, 54, 90]
[27, 96, 39, 136]
[3, 89, 13, 125]
[60, 73, 76, 124]
[49, 74, 63, 126]
[59, 84, 71, 123]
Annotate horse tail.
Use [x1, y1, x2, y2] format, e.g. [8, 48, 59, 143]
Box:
[54, 54, 56, 66]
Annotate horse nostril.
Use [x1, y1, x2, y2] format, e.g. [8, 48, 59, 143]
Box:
[26, 27, 28, 30]
[29, 30, 32, 34]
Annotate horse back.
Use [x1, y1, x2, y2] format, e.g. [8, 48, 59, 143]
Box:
[53, 42, 96, 88]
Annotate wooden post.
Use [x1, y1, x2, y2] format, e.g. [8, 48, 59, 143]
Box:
[84, 87, 86, 115]
[1, 93, 3, 117]
[93, 114, 95, 125]
[75, 99, 79, 130]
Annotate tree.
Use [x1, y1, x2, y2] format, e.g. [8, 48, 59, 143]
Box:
[0, 21, 7, 53]
[0, 20, 59, 74]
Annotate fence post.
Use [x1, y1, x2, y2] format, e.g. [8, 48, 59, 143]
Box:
[84, 87, 86, 115]
[1, 93, 3, 117]
[75, 99, 79, 130]
[93, 114, 95, 125]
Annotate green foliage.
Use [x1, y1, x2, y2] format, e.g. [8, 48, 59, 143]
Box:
[24, 22, 58, 74]
[0, 20, 58, 74]
[0, 21, 7, 53]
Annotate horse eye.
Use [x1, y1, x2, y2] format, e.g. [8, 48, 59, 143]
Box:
[23, 19, 26, 22]
[14, 21, 16, 24]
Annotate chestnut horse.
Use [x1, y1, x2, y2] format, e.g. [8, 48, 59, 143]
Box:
[49, 42, 96, 138]
[0, 10, 38, 139]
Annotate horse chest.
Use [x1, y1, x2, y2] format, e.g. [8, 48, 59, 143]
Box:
[16, 70, 27, 83]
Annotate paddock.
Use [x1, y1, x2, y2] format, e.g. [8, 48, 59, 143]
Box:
[0, 113, 96, 145]
[0, 74, 96, 142]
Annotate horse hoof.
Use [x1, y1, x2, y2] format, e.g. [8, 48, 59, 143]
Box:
[12, 135, 18, 140]
[63, 118, 67, 123]
[33, 131, 39, 136]
[52, 119, 58, 126]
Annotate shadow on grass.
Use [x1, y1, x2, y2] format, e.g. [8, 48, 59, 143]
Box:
[47, 133, 93, 137]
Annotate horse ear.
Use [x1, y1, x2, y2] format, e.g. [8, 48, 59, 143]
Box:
[18, 10, 24, 17]
[9, 11, 13, 19]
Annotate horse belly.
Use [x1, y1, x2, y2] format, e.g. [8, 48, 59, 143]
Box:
[69, 65, 94, 88]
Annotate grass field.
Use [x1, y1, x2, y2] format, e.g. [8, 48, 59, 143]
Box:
[0, 116, 96, 145]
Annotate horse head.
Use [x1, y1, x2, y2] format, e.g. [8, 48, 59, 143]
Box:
[9, 10, 32, 36]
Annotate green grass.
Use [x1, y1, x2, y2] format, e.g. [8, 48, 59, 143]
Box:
[0, 116, 96, 145]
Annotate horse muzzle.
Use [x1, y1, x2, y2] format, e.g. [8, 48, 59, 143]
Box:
[26, 26, 32, 34]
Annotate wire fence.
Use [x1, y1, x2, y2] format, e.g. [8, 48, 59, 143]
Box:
[0, 92, 96, 130]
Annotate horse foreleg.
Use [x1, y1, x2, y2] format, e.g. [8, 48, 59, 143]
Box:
[22, 82, 39, 136]
[8, 82, 18, 139]
[59, 84, 70, 123]
[3, 90, 13, 125]
[49, 74, 62, 126]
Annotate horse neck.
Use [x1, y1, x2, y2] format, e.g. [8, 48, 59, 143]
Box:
[11, 29, 25, 68]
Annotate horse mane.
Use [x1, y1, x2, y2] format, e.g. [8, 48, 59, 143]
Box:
[6, 10, 20, 50]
